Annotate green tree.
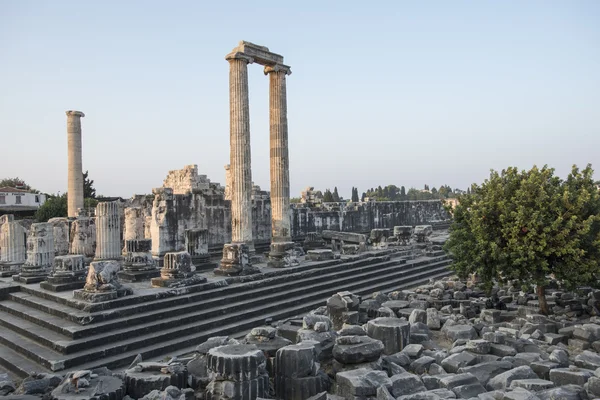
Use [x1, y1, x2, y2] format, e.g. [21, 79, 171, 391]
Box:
[444, 164, 600, 314]
[332, 187, 340, 202]
[0, 177, 38, 193]
[400, 186, 406, 200]
[83, 170, 96, 199]
[323, 189, 334, 202]
[351, 187, 359, 202]
[361, 192, 366, 202]
[35, 193, 68, 222]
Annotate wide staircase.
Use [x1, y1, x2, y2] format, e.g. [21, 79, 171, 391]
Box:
[0, 249, 452, 377]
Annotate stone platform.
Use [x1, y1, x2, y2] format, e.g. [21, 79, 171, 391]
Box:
[0, 247, 452, 377]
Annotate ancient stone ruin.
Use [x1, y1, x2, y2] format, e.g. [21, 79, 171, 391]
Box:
[0, 41, 474, 400]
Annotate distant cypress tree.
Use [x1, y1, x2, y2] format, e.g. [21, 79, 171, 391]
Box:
[332, 187, 340, 202]
[361, 192, 366, 202]
[323, 189, 334, 202]
[352, 187, 359, 202]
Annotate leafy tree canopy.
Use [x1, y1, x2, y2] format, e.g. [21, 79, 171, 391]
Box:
[0, 177, 39, 193]
[35, 193, 68, 222]
[444, 164, 600, 314]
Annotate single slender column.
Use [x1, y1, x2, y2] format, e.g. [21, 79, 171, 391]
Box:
[66, 110, 85, 218]
[94, 202, 121, 261]
[265, 64, 294, 267]
[265, 64, 292, 243]
[226, 52, 254, 250]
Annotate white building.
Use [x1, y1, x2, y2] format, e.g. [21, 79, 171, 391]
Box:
[0, 187, 47, 213]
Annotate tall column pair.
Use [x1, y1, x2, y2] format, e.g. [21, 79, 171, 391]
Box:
[219, 52, 292, 274]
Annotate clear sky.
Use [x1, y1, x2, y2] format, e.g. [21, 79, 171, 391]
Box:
[1, 1, 599, 199]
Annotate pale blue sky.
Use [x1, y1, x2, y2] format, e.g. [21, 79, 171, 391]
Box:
[1, 1, 599, 198]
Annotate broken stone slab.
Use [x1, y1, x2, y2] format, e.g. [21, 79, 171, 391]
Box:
[336, 368, 391, 399]
[327, 291, 360, 331]
[125, 362, 187, 399]
[529, 361, 560, 380]
[51, 372, 125, 400]
[486, 365, 539, 391]
[441, 352, 478, 373]
[509, 378, 555, 391]
[585, 376, 600, 398]
[465, 339, 491, 354]
[502, 387, 539, 400]
[296, 329, 337, 362]
[443, 324, 477, 342]
[390, 372, 427, 397]
[366, 317, 410, 355]
[402, 344, 424, 359]
[427, 308, 442, 330]
[438, 373, 480, 390]
[489, 343, 517, 357]
[409, 356, 436, 374]
[306, 249, 334, 261]
[452, 382, 487, 398]
[409, 309, 427, 324]
[332, 335, 384, 364]
[548, 367, 594, 386]
[457, 361, 513, 386]
[536, 384, 587, 400]
[376, 385, 395, 400]
[574, 350, 600, 370]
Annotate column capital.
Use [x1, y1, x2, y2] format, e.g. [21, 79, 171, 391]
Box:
[66, 110, 85, 118]
[225, 52, 254, 64]
[264, 64, 292, 76]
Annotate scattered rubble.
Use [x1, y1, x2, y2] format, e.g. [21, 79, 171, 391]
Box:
[4, 275, 600, 400]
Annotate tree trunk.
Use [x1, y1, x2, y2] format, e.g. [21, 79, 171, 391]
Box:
[537, 285, 549, 315]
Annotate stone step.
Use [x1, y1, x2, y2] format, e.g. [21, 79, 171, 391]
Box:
[3, 255, 419, 339]
[69, 261, 452, 373]
[0, 311, 70, 351]
[0, 340, 51, 378]
[0, 258, 450, 372]
[0, 256, 441, 359]
[1, 256, 445, 353]
[9, 256, 383, 322]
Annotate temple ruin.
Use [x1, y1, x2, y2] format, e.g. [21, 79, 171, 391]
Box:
[0, 42, 466, 398]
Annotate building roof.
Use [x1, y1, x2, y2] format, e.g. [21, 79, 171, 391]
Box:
[0, 187, 32, 193]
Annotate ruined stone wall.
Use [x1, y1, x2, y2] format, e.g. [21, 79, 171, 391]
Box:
[163, 164, 214, 195]
[290, 200, 449, 238]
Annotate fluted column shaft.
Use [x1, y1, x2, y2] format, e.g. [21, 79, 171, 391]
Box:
[0, 221, 26, 263]
[95, 202, 121, 260]
[66, 110, 85, 218]
[227, 53, 254, 248]
[22, 223, 54, 272]
[266, 65, 292, 242]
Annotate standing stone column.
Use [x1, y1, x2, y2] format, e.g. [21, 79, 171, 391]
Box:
[0, 215, 27, 277]
[14, 222, 54, 283]
[94, 202, 121, 261]
[66, 110, 85, 218]
[218, 51, 255, 275]
[265, 64, 294, 267]
[227, 51, 254, 249]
